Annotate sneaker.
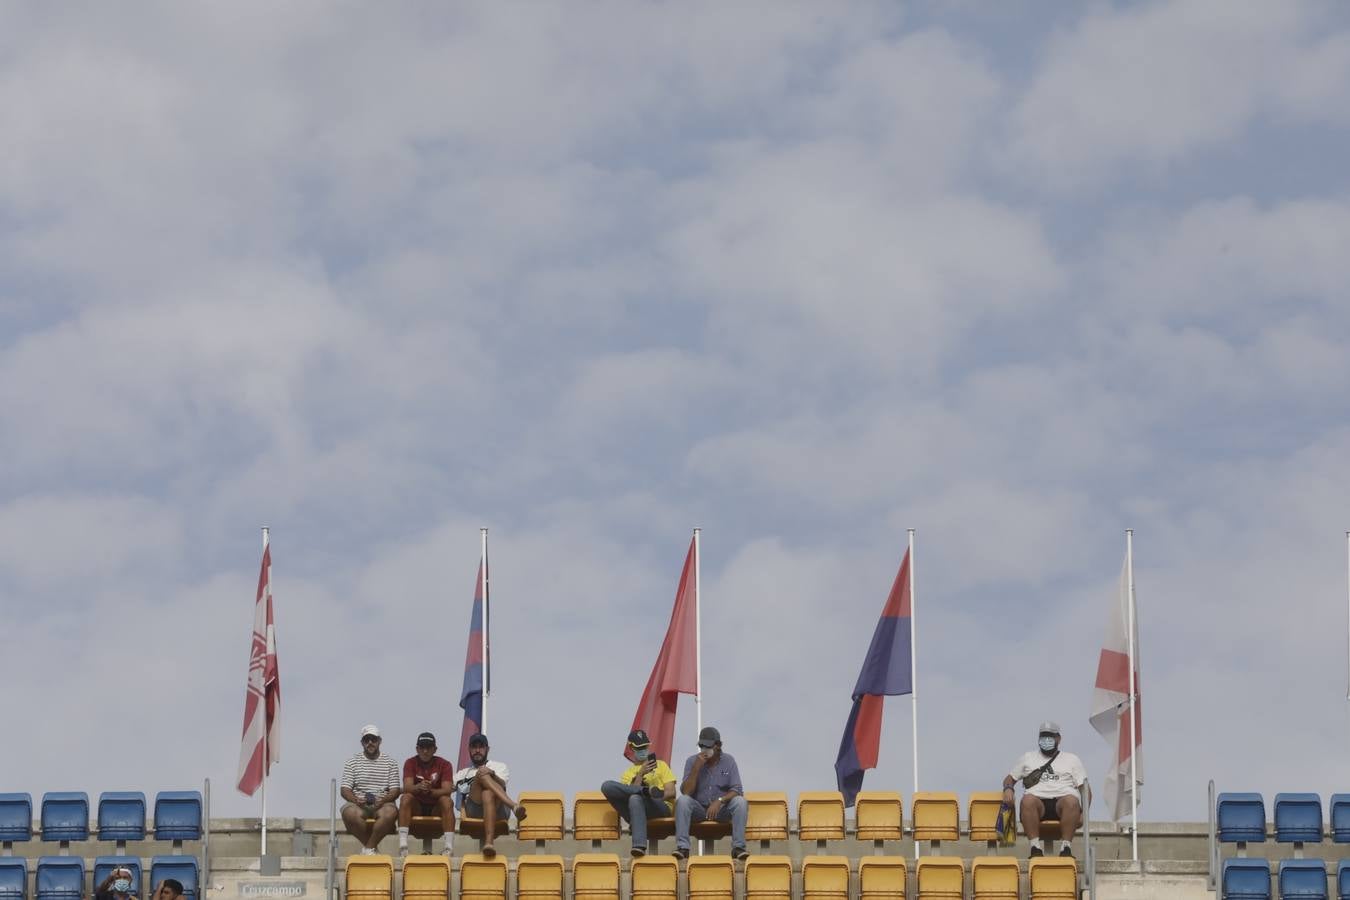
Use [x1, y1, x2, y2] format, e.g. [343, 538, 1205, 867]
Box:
[442, 846, 454, 858]
[732, 848, 750, 862]
[630, 846, 647, 859]
[482, 845, 496, 859]
[1059, 846, 1074, 858]
[1029, 846, 1043, 858]
[398, 845, 409, 858]
[360, 848, 376, 856]
[671, 848, 689, 860]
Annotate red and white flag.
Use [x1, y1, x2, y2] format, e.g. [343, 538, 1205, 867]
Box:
[237, 540, 281, 796]
[628, 536, 699, 764]
[1089, 550, 1142, 823]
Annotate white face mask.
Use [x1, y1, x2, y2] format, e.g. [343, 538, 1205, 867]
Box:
[633, 747, 650, 762]
[113, 880, 132, 893]
[1039, 736, 1057, 753]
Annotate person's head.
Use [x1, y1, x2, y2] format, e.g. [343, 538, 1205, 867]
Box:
[697, 725, 721, 757]
[416, 732, 437, 761]
[360, 724, 382, 758]
[111, 867, 134, 894]
[468, 732, 489, 766]
[1037, 721, 1061, 754]
[158, 879, 184, 900]
[628, 729, 652, 762]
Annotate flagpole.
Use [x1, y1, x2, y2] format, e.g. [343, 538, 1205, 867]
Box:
[908, 530, 919, 793]
[1125, 529, 1138, 862]
[1344, 532, 1349, 702]
[481, 527, 489, 738]
[694, 528, 703, 736]
[260, 525, 269, 857]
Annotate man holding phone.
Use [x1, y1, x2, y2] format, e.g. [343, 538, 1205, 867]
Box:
[600, 729, 677, 858]
[673, 725, 748, 861]
[397, 731, 457, 857]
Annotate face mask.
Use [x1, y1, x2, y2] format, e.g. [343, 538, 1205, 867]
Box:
[1039, 736, 1057, 753]
[114, 880, 132, 893]
[633, 748, 650, 762]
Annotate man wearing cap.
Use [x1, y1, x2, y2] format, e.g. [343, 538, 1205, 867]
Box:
[674, 726, 748, 861]
[600, 729, 678, 858]
[339, 724, 402, 855]
[1002, 721, 1091, 858]
[397, 732, 457, 857]
[451, 733, 524, 858]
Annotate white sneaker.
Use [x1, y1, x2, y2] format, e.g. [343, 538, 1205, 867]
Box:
[398, 845, 409, 858]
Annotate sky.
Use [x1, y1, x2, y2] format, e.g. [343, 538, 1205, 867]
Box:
[3, 0, 1350, 829]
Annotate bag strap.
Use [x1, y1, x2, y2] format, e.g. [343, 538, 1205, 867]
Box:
[1033, 750, 1060, 778]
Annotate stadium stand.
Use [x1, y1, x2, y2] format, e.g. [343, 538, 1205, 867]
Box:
[744, 856, 793, 900]
[1279, 858, 1329, 899]
[0, 795, 32, 850]
[400, 856, 449, 900]
[1028, 858, 1077, 899]
[796, 793, 844, 849]
[687, 856, 734, 900]
[97, 793, 146, 849]
[0, 858, 26, 900]
[1337, 859, 1350, 900]
[853, 792, 903, 848]
[915, 855, 963, 900]
[572, 794, 619, 847]
[799, 856, 849, 900]
[744, 793, 789, 849]
[34, 857, 82, 900]
[516, 854, 564, 900]
[630, 856, 678, 900]
[153, 792, 203, 846]
[912, 792, 959, 847]
[967, 793, 1005, 847]
[1332, 795, 1350, 844]
[856, 857, 906, 900]
[571, 854, 619, 900]
[1276, 794, 1325, 850]
[515, 793, 565, 849]
[39, 795, 87, 849]
[460, 854, 508, 900]
[343, 855, 392, 900]
[1217, 793, 1268, 846]
[1221, 858, 1272, 900]
[971, 856, 1019, 900]
[150, 855, 199, 900]
[92, 856, 141, 894]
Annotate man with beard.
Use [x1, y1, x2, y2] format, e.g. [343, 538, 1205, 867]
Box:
[339, 724, 402, 854]
[452, 733, 525, 858]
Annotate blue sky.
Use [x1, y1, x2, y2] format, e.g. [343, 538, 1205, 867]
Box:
[3, 0, 1350, 826]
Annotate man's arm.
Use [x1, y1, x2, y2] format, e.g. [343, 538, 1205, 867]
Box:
[679, 755, 702, 797]
[340, 761, 361, 804]
[379, 762, 402, 804]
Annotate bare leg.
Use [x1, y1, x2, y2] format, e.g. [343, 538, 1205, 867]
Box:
[367, 803, 399, 850]
[398, 797, 415, 830]
[480, 789, 498, 854]
[436, 795, 457, 834]
[342, 805, 371, 846]
[1020, 794, 1044, 841]
[1056, 795, 1081, 844]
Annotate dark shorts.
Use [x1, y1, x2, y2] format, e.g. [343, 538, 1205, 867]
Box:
[463, 797, 510, 821]
[1037, 796, 1076, 819]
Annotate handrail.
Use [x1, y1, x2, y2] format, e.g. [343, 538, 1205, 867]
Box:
[1082, 782, 1096, 900]
[1207, 779, 1217, 891]
[325, 779, 337, 900]
[202, 778, 212, 893]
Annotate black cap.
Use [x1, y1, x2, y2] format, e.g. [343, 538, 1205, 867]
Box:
[697, 726, 720, 748]
[628, 729, 651, 747]
[468, 733, 489, 747]
[416, 732, 436, 746]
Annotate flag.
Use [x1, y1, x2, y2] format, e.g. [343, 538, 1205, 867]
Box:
[835, 549, 913, 806]
[456, 561, 487, 771]
[237, 542, 281, 796]
[628, 537, 699, 763]
[1090, 554, 1143, 822]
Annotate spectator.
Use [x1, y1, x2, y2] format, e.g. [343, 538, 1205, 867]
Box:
[340, 724, 402, 855]
[673, 726, 748, 861]
[94, 866, 138, 900]
[600, 728, 677, 858]
[149, 881, 184, 900]
[452, 733, 525, 858]
[1003, 721, 1091, 858]
[398, 731, 457, 857]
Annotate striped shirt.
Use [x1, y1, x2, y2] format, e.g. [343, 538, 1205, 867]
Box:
[342, 752, 400, 796]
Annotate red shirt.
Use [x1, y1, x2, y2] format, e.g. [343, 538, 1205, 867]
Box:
[403, 755, 455, 793]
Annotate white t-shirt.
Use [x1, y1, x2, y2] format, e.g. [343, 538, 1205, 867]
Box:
[1009, 750, 1088, 799]
[453, 759, 510, 794]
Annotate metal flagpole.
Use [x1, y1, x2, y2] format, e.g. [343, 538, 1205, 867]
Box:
[694, 528, 703, 735]
[1345, 532, 1349, 701]
[1126, 530, 1139, 862]
[481, 527, 489, 737]
[261, 525, 269, 856]
[908, 529, 920, 858]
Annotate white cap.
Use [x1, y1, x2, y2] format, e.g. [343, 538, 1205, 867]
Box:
[1038, 720, 1061, 735]
[360, 724, 381, 738]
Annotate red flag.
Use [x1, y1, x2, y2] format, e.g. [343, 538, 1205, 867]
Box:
[628, 538, 699, 762]
[237, 542, 281, 796]
[1089, 553, 1142, 821]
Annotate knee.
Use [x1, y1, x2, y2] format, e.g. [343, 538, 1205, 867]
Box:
[628, 794, 646, 812]
[600, 781, 622, 797]
[1019, 795, 1040, 815]
[675, 794, 694, 812]
[727, 796, 747, 812]
[1059, 797, 1082, 815]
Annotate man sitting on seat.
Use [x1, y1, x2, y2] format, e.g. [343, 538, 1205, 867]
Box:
[95, 866, 138, 900]
[452, 732, 525, 858]
[673, 726, 748, 861]
[398, 731, 457, 857]
[149, 881, 184, 900]
[600, 728, 677, 858]
[1002, 720, 1090, 858]
[340, 724, 402, 855]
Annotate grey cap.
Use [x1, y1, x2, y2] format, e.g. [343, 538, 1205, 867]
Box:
[1038, 721, 1061, 736]
[697, 726, 721, 748]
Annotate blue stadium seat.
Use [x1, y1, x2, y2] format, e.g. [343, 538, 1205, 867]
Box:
[1219, 793, 1268, 844]
[1336, 859, 1350, 900]
[0, 858, 26, 900]
[1276, 794, 1324, 844]
[0, 795, 32, 845]
[153, 793, 202, 844]
[35, 857, 83, 900]
[1279, 859, 1328, 898]
[151, 856, 199, 900]
[97, 794, 146, 844]
[1329, 795, 1350, 843]
[94, 857, 142, 895]
[1223, 858, 1271, 900]
[39, 795, 88, 845]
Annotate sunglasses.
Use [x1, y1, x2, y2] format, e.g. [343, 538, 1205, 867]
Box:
[362, 736, 381, 743]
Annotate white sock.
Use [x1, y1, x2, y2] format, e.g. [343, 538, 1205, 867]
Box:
[442, 835, 453, 851]
[361, 847, 375, 855]
[1060, 840, 1072, 852]
[398, 827, 409, 842]
[1035, 839, 1046, 851]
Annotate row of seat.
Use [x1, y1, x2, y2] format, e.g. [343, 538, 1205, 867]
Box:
[1222, 858, 1348, 900]
[347, 852, 1079, 900]
[1218, 793, 1350, 846]
[0, 793, 203, 848]
[0, 854, 199, 900]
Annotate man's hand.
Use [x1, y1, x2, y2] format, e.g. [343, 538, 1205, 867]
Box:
[705, 798, 723, 820]
[641, 759, 657, 777]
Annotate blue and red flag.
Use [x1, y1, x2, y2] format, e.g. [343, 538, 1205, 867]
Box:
[834, 548, 913, 806]
[456, 561, 487, 771]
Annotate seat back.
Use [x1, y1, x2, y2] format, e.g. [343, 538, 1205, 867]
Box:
[93, 857, 142, 896]
[97, 794, 147, 844]
[745, 793, 789, 844]
[967, 793, 1005, 844]
[1217, 793, 1267, 844]
[1336, 859, 1350, 900]
[798, 793, 845, 843]
[631, 856, 679, 900]
[401, 856, 449, 900]
[344, 855, 393, 900]
[857, 857, 906, 900]
[150, 856, 199, 900]
[1276, 794, 1324, 844]
[571, 854, 620, 900]
[854, 792, 903, 843]
[459, 854, 507, 900]
[34, 857, 83, 900]
[971, 857, 1019, 900]
[153, 793, 203, 844]
[1222, 858, 1271, 900]
[1028, 858, 1076, 900]
[1279, 859, 1329, 899]
[687, 857, 734, 900]
[915, 856, 963, 900]
[801, 856, 849, 900]
[515, 856, 564, 900]
[0, 858, 27, 900]
[0, 795, 32, 845]
[912, 793, 959, 844]
[1331, 796, 1350, 844]
[39, 794, 88, 844]
[572, 793, 620, 843]
[744, 856, 792, 900]
[516, 793, 565, 844]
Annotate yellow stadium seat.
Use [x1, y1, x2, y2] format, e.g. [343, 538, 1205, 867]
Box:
[631, 856, 679, 900]
[801, 856, 850, 900]
[915, 857, 964, 900]
[516, 792, 565, 846]
[855, 792, 904, 844]
[967, 793, 1005, 845]
[516, 855, 565, 900]
[798, 792, 846, 846]
[745, 792, 790, 846]
[408, 816, 445, 852]
[971, 857, 1019, 900]
[744, 856, 793, 900]
[912, 793, 959, 844]
[1028, 858, 1077, 900]
[344, 855, 393, 900]
[857, 857, 907, 900]
[573, 792, 621, 845]
[460, 854, 508, 900]
[687, 856, 735, 900]
[573, 853, 621, 900]
[401, 856, 450, 900]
